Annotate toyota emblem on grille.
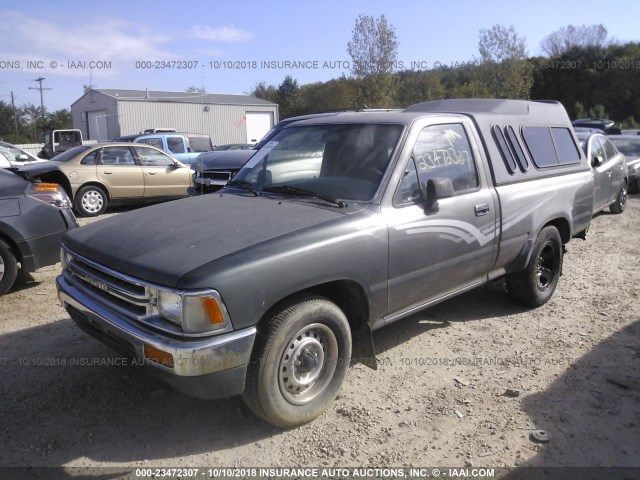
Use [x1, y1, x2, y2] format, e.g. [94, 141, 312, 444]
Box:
[84, 275, 109, 292]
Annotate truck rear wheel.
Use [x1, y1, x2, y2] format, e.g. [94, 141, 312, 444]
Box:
[242, 296, 352, 428]
[506, 226, 563, 308]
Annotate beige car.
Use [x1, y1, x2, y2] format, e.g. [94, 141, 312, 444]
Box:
[51, 143, 192, 216]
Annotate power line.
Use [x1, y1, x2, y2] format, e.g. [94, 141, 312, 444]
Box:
[29, 77, 52, 114]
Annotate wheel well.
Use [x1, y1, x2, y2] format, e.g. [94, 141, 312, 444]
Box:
[77, 182, 110, 201]
[544, 218, 571, 244]
[34, 170, 72, 198]
[304, 280, 370, 332]
[0, 232, 22, 265]
[260, 280, 376, 368]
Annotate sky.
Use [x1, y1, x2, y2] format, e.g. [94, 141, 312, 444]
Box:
[1, 0, 639, 112]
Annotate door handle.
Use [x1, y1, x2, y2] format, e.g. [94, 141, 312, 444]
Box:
[147, 172, 157, 175]
[103, 171, 112, 174]
[475, 203, 490, 216]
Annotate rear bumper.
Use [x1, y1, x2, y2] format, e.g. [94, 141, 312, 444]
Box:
[57, 274, 256, 399]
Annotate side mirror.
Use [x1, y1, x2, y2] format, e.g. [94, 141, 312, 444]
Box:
[16, 154, 30, 162]
[592, 155, 604, 167]
[422, 177, 454, 214]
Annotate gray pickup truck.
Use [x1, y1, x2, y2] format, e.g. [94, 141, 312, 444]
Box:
[57, 99, 593, 427]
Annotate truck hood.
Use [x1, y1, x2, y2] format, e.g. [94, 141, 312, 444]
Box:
[196, 149, 256, 171]
[63, 193, 348, 287]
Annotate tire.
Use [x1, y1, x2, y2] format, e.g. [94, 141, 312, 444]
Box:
[506, 226, 563, 308]
[0, 239, 18, 296]
[74, 185, 107, 217]
[609, 181, 627, 214]
[242, 296, 352, 428]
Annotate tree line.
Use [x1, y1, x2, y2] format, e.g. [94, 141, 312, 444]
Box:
[251, 20, 640, 129]
[0, 103, 72, 144]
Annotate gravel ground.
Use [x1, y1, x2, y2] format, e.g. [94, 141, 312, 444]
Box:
[1, 197, 639, 478]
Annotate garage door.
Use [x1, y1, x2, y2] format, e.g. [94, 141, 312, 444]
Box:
[245, 112, 273, 144]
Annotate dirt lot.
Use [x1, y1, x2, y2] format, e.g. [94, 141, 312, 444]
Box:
[1, 197, 639, 477]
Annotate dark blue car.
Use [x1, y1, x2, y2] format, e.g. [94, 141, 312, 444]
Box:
[0, 166, 78, 295]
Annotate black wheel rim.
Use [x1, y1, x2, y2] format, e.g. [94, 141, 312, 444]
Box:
[536, 241, 558, 291]
[619, 185, 627, 210]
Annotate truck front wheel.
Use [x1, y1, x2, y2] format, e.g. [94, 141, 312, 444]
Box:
[506, 226, 563, 308]
[242, 296, 352, 428]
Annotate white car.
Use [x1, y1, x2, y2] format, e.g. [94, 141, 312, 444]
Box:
[0, 141, 50, 168]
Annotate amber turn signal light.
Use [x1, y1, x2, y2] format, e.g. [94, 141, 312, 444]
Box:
[143, 345, 174, 368]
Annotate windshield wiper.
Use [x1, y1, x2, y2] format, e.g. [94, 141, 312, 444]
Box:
[226, 180, 260, 196]
[262, 185, 346, 208]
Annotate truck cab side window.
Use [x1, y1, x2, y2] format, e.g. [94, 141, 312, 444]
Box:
[167, 137, 187, 154]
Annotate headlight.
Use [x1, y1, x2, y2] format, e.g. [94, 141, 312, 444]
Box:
[157, 289, 231, 334]
[60, 248, 72, 269]
[158, 290, 182, 325]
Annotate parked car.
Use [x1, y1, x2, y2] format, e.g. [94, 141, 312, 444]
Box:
[0, 141, 50, 167]
[608, 135, 640, 193]
[576, 132, 628, 214]
[572, 118, 621, 135]
[58, 99, 594, 427]
[49, 143, 192, 217]
[0, 168, 77, 295]
[38, 129, 83, 159]
[113, 133, 214, 166]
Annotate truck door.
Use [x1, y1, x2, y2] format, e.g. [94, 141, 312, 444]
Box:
[384, 122, 498, 316]
[589, 137, 612, 213]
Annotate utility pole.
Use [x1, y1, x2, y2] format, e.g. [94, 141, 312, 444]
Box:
[29, 77, 52, 116]
[11, 91, 18, 134]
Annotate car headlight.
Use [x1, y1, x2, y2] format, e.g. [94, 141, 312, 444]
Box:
[157, 289, 230, 334]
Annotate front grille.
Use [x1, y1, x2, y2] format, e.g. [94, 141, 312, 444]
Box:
[66, 252, 151, 319]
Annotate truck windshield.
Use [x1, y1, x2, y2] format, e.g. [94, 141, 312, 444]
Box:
[231, 123, 403, 202]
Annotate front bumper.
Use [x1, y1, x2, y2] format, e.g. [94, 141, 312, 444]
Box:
[57, 274, 256, 399]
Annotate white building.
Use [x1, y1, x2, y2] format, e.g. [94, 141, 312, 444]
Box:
[71, 89, 279, 145]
